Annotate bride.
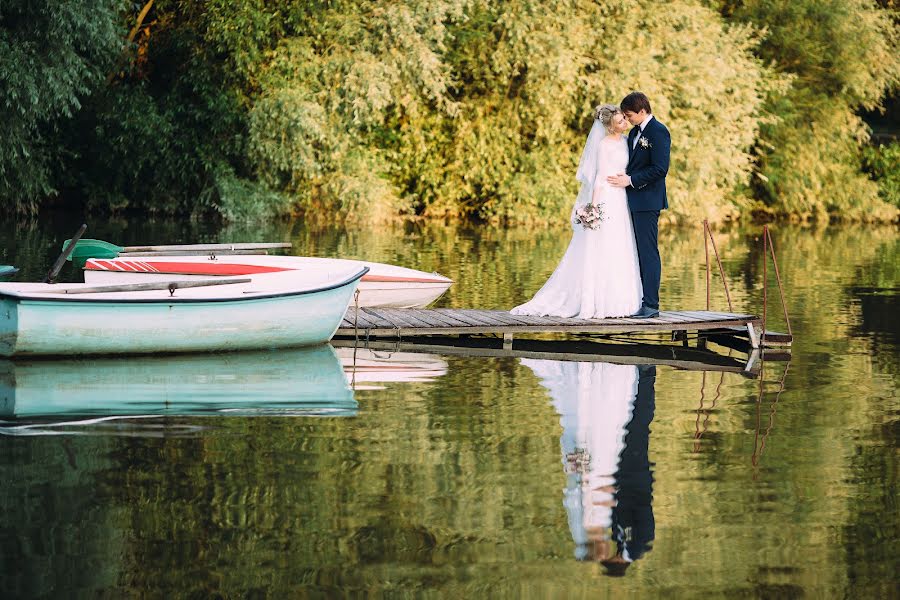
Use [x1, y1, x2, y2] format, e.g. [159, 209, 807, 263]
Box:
[511, 105, 643, 319]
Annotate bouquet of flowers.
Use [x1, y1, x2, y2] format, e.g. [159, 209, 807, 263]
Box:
[573, 202, 605, 230]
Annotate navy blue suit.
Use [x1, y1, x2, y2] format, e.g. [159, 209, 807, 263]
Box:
[625, 117, 670, 310]
[609, 364, 656, 563]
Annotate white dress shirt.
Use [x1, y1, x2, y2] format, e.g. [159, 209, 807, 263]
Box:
[632, 114, 655, 148]
[627, 115, 655, 186]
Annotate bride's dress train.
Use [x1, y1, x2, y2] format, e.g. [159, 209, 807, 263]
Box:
[511, 136, 642, 319]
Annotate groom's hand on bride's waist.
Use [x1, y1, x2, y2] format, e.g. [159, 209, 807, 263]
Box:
[606, 173, 631, 188]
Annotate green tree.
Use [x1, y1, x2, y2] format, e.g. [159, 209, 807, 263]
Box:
[0, 0, 121, 215]
[3, 0, 897, 223]
[719, 0, 900, 221]
[862, 142, 900, 207]
[239, 0, 777, 225]
[56, 1, 292, 221]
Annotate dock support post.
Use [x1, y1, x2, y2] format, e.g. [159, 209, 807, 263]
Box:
[745, 348, 761, 374]
[672, 330, 688, 344]
[746, 323, 761, 349]
[503, 333, 513, 350]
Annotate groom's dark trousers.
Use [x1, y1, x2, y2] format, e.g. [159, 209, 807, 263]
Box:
[625, 116, 670, 311]
[631, 212, 661, 310]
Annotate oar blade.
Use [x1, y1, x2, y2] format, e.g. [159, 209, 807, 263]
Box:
[0, 265, 19, 280]
[64, 239, 124, 268]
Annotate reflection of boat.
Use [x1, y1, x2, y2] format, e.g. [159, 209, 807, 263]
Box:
[336, 347, 448, 389]
[83, 255, 454, 309]
[0, 345, 355, 418]
[0, 268, 366, 357]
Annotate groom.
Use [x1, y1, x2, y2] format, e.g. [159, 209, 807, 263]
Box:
[607, 92, 670, 319]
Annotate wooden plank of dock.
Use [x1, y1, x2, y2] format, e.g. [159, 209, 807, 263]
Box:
[337, 308, 764, 346]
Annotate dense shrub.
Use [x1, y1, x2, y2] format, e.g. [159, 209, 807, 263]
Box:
[863, 142, 900, 208]
[720, 0, 900, 221]
[1, 0, 898, 223]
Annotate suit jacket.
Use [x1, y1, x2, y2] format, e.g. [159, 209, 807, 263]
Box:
[610, 364, 656, 560]
[625, 117, 670, 212]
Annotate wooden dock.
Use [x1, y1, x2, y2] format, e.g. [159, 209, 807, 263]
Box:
[332, 337, 766, 377]
[336, 308, 779, 349]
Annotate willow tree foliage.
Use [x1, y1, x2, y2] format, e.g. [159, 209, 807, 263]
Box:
[0, 0, 120, 215]
[0, 0, 897, 223]
[719, 0, 900, 221]
[238, 0, 778, 224]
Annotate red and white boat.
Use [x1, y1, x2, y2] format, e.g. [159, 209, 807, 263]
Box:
[82, 254, 453, 309]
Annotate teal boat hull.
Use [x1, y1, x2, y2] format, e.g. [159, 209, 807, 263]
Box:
[0, 345, 355, 418]
[0, 270, 364, 357]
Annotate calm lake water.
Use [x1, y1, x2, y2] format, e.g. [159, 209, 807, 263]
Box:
[1, 217, 897, 597]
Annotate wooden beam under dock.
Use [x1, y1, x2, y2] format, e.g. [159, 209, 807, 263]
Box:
[335, 308, 783, 349]
[331, 336, 761, 376]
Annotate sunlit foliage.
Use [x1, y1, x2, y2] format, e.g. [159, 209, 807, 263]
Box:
[0, 0, 897, 222]
[863, 142, 900, 208]
[719, 0, 900, 221]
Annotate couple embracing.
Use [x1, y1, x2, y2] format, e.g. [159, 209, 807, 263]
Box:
[511, 91, 669, 320]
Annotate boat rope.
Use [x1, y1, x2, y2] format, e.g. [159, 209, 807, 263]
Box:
[351, 290, 361, 391]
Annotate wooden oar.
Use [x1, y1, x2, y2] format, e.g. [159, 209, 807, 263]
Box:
[65, 238, 291, 266]
[117, 242, 291, 252]
[118, 249, 270, 257]
[31, 278, 252, 295]
[45, 224, 88, 283]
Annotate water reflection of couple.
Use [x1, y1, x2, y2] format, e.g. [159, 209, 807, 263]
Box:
[522, 360, 655, 575]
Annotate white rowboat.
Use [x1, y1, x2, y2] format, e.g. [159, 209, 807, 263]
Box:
[82, 254, 453, 309]
[0, 267, 367, 357]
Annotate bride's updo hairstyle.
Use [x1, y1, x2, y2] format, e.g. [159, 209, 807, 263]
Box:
[594, 104, 622, 133]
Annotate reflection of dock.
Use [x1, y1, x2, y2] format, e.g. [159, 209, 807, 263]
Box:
[336, 308, 786, 349]
[332, 336, 762, 377]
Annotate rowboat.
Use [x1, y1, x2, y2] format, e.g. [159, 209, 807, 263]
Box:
[81, 254, 452, 309]
[0, 267, 367, 357]
[0, 345, 355, 420]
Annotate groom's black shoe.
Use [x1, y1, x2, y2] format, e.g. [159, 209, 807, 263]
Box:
[630, 306, 660, 319]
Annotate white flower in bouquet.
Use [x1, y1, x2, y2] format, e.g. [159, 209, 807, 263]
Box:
[573, 202, 605, 230]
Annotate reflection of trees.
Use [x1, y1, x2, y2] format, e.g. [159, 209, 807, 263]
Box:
[693, 371, 725, 454]
[86, 357, 567, 596]
[0, 437, 126, 597]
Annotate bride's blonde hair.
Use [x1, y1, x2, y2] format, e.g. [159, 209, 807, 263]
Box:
[594, 104, 622, 133]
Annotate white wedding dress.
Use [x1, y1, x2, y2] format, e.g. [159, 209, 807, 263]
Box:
[511, 132, 643, 319]
[520, 359, 639, 560]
